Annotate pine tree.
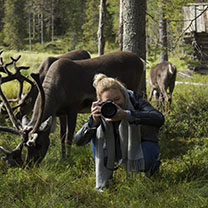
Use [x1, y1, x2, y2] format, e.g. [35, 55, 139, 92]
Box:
[82, 0, 100, 52]
[3, 0, 27, 50]
[82, 0, 117, 53]
[64, 0, 87, 50]
[104, 0, 118, 50]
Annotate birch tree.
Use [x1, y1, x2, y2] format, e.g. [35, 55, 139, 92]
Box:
[98, 0, 106, 55]
[159, 0, 168, 61]
[119, 0, 124, 51]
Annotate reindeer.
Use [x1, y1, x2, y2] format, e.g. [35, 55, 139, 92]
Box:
[148, 61, 177, 112]
[0, 51, 144, 167]
[15, 49, 91, 118]
[13, 50, 91, 161]
[0, 50, 90, 162]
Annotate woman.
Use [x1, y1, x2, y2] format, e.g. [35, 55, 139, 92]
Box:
[75, 74, 165, 191]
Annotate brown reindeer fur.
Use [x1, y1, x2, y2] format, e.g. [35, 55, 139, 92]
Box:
[148, 61, 177, 111]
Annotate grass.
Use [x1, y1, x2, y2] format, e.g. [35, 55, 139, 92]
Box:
[0, 51, 208, 207]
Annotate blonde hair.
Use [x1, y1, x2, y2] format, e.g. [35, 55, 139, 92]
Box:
[93, 73, 126, 100]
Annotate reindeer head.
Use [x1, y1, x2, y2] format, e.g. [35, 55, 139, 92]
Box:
[0, 71, 52, 167]
[0, 142, 23, 167]
[23, 115, 53, 166]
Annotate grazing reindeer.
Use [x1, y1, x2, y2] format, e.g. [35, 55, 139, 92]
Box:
[0, 51, 144, 167]
[148, 61, 177, 112]
[13, 50, 91, 160]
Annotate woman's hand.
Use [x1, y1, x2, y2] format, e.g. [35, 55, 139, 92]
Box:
[91, 100, 102, 125]
[105, 103, 128, 122]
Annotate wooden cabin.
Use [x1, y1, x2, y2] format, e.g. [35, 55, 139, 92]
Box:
[183, 3, 208, 72]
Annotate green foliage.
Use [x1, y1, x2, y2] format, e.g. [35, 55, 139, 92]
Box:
[103, 0, 119, 51]
[81, 0, 118, 53]
[182, 44, 201, 69]
[64, 0, 86, 50]
[81, 0, 100, 53]
[0, 0, 4, 44]
[0, 0, 201, 58]
[160, 86, 208, 139]
[30, 40, 72, 55]
[0, 0, 120, 53]
[3, 0, 27, 50]
[146, 0, 197, 60]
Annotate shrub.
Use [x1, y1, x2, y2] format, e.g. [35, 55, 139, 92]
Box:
[160, 86, 208, 140]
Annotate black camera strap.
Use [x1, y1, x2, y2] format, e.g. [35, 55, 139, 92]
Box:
[104, 157, 123, 171]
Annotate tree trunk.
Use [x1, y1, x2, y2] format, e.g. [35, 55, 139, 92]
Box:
[97, 0, 106, 56]
[41, 12, 44, 44]
[33, 13, 35, 39]
[41, 0, 44, 44]
[28, 0, 32, 50]
[51, 0, 54, 42]
[123, 0, 147, 97]
[119, 0, 124, 51]
[159, 1, 168, 62]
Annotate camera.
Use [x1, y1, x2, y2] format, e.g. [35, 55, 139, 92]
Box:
[100, 100, 117, 118]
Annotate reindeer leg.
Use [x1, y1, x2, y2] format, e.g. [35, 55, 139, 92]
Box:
[157, 93, 162, 112]
[164, 92, 169, 113]
[168, 79, 175, 112]
[168, 93, 172, 112]
[65, 112, 77, 158]
[59, 115, 67, 159]
[153, 90, 160, 109]
[148, 87, 154, 102]
[158, 82, 169, 113]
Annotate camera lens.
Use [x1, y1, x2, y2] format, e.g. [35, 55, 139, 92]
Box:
[101, 100, 117, 118]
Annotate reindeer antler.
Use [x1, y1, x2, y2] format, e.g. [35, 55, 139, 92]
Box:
[0, 52, 33, 90]
[0, 75, 23, 131]
[10, 55, 33, 101]
[0, 52, 34, 114]
[0, 126, 20, 135]
[0, 74, 24, 167]
[29, 73, 45, 134]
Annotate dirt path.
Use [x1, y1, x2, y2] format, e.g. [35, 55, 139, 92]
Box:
[175, 81, 208, 86]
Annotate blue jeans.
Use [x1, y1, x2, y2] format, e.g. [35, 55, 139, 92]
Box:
[91, 139, 160, 172]
[141, 141, 160, 172]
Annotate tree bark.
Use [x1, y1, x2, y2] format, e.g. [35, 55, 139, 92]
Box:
[119, 0, 124, 51]
[40, 0, 44, 44]
[98, 0, 106, 56]
[123, 0, 146, 96]
[28, 0, 32, 50]
[41, 12, 44, 44]
[33, 13, 35, 39]
[51, 0, 55, 42]
[159, 1, 168, 62]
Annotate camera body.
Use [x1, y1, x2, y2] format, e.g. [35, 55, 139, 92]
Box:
[100, 100, 117, 118]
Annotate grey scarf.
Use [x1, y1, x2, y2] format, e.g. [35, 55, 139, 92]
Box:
[95, 89, 145, 191]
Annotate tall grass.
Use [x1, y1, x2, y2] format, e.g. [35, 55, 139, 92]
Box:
[0, 50, 56, 73]
[0, 51, 208, 207]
